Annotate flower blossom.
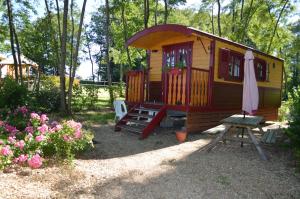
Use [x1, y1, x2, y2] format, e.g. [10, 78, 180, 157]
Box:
[67, 120, 82, 130]
[40, 114, 49, 124]
[5, 124, 18, 135]
[37, 124, 48, 134]
[74, 129, 82, 139]
[63, 135, 72, 142]
[15, 106, 28, 116]
[28, 154, 42, 169]
[55, 124, 63, 132]
[8, 136, 16, 144]
[15, 140, 25, 150]
[30, 113, 40, 120]
[14, 154, 28, 164]
[1, 145, 12, 156]
[25, 126, 34, 134]
[35, 135, 45, 142]
[18, 154, 28, 163]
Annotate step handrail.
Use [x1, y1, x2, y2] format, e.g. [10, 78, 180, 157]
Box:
[140, 105, 167, 139]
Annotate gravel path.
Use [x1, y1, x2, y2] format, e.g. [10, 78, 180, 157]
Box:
[0, 123, 299, 199]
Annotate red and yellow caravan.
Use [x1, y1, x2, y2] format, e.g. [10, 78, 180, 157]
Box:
[115, 24, 283, 139]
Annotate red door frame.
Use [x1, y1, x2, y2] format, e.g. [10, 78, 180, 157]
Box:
[161, 41, 194, 105]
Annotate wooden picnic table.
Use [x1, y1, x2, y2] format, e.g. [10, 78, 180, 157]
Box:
[207, 114, 268, 161]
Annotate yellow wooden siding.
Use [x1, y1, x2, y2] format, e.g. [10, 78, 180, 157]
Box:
[192, 38, 210, 70]
[149, 50, 162, 81]
[149, 35, 211, 81]
[214, 40, 283, 89]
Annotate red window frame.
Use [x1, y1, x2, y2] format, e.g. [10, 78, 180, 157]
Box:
[162, 41, 193, 69]
[254, 58, 267, 81]
[218, 48, 244, 82]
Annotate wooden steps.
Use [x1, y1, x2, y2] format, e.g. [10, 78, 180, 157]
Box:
[128, 113, 155, 119]
[125, 119, 149, 126]
[115, 105, 167, 139]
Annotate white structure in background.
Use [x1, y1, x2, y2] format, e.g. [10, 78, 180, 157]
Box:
[0, 54, 38, 78]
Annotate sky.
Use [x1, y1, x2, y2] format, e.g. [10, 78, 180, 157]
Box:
[34, 0, 299, 80]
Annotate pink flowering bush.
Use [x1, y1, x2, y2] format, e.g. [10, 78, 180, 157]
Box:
[0, 107, 93, 169]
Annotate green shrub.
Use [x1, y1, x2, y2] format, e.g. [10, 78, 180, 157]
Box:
[0, 77, 29, 109]
[40, 75, 80, 89]
[285, 87, 300, 164]
[279, 100, 292, 121]
[30, 88, 60, 113]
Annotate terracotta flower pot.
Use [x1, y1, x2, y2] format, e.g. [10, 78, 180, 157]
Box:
[176, 129, 187, 143]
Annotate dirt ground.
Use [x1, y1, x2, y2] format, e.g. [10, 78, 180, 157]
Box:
[0, 122, 300, 199]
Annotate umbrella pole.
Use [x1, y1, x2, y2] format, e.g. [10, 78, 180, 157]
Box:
[241, 111, 246, 147]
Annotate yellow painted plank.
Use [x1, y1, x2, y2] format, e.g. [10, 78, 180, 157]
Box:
[168, 74, 172, 105]
[182, 70, 186, 105]
[177, 73, 182, 105]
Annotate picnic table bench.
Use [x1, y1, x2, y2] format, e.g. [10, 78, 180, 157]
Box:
[207, 114, 268, 160]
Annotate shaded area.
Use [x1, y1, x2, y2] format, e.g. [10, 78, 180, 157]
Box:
[70, 137, 300, 199]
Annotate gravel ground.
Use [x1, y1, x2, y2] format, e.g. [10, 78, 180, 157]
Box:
[0, 122, 300, 199]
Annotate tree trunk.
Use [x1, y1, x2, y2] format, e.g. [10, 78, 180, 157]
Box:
[211, 2, 214, 34]
[267, 0, 289, 54]
[67, 0, 88, 114]
[105, 0, 114, 105]
[121, 1, 132, 68]
[67, 0, 75, 113]
[45, 0, 60, 75]
[231, 1, 236, 33]
[85, 32, 94, 82]
[154, 0, 158, 25]
[239, 0, 254, 42]
[13, 27, 23, 85]
[55, 0, 62, 45]
[144, 0, 149, 28]
[217, 0, 221, 37]
[164, 0, 168, 24]
[6, 0, 18, 82]
[59, 0, 69, 113]
[240, 0, 244, 21]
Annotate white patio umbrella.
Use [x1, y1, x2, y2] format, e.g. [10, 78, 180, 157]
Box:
[242, 50, 259, 115]
[240, 50, 259, 148]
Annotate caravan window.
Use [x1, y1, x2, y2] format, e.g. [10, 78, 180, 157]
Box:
[254, 58, 267, 81]
[218, 48, 244, 81]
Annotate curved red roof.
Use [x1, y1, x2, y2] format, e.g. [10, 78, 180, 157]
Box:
[126, 24, 283, 61]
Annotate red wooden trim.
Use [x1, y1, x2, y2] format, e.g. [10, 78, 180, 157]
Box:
[191, 67, 209, 72]
[146, 68, 150, 101]
[140, 71, 145, 103]
[127, 24, 283, 62]
[170, 73, 174, 104]
[166, 105, 187, 111]
[208, 40, 215, 106]
[186, 42, 193, 111]
[127, 70, 143, 76]
[141, 105, 167, 139]
[115, 104, 140, 131]
[146, 51, 150, 101]
[162, 41, 194, 50]
[125, 72, 129, 101]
